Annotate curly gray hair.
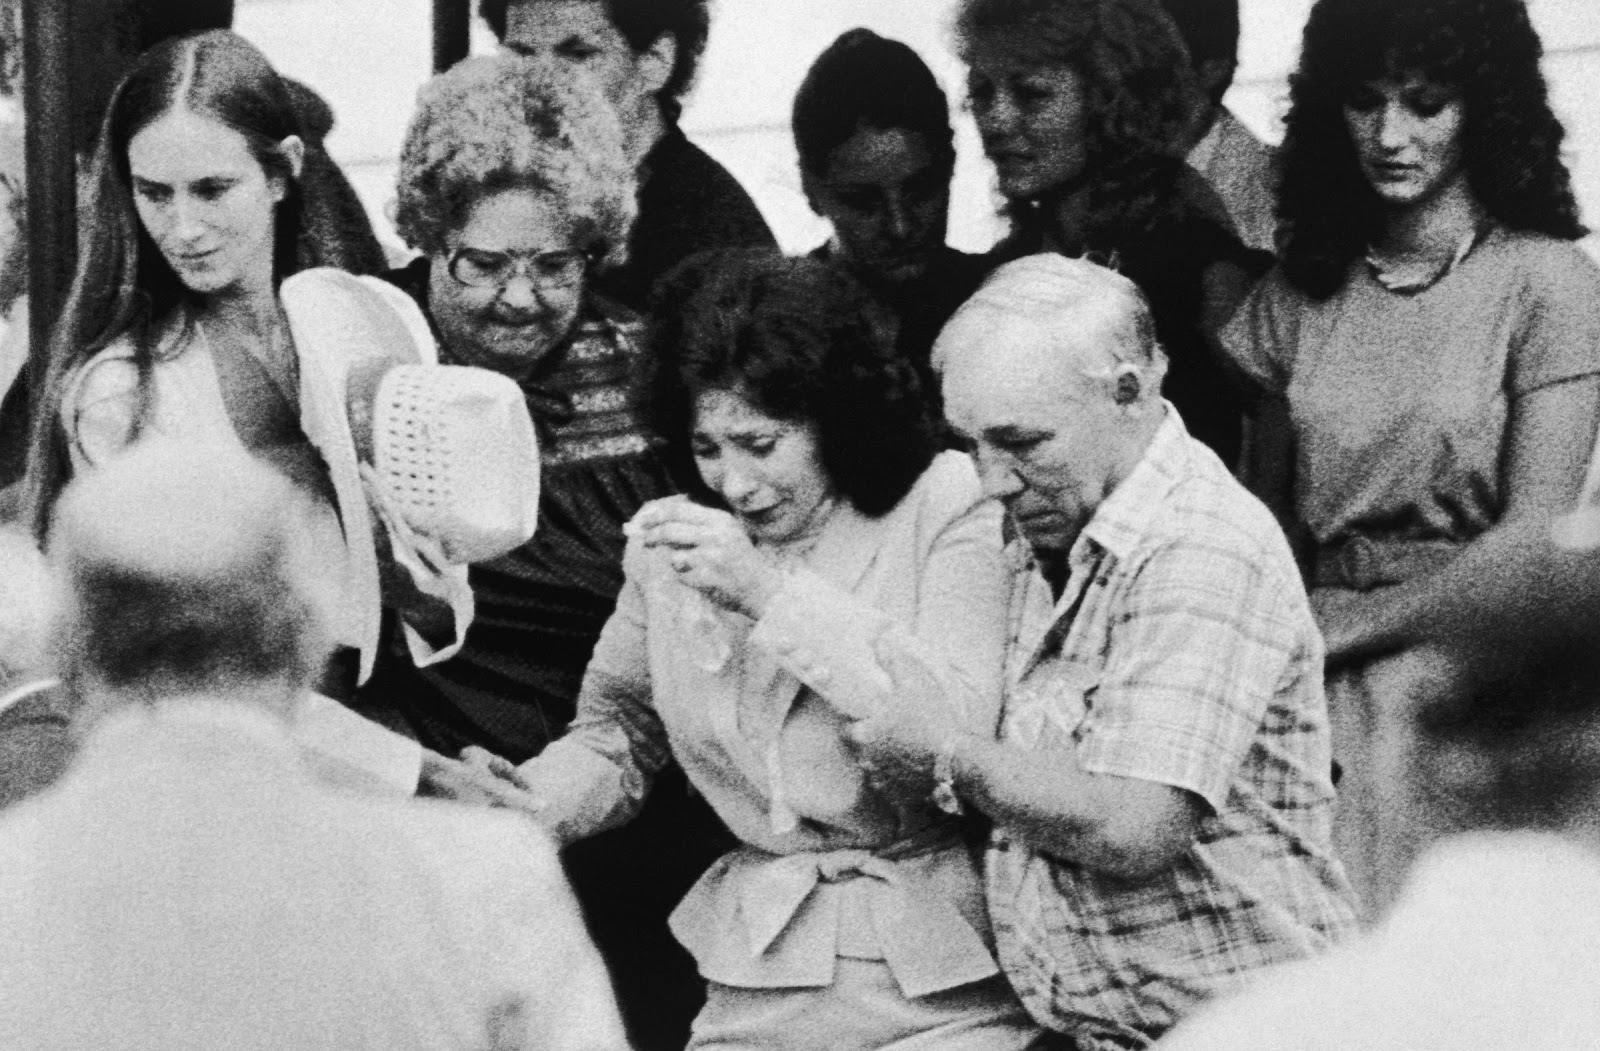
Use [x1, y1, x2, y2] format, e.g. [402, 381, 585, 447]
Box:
[394, 54, 637, 268]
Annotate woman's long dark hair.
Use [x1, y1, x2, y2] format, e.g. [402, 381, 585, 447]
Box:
[22, 30, 315, 539]
[1279, 0, 1585, 300]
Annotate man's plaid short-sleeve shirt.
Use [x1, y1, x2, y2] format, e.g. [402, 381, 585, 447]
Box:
[985, 410, 1359, 1048]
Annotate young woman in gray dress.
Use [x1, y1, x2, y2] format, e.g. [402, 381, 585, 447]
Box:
[1223, 0, 1600, 916]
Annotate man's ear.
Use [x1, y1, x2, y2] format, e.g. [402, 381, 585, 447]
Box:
[636, 32, 677, 98]
[1103, 354, 1166, 413]
[1112, 363, 1142, 407]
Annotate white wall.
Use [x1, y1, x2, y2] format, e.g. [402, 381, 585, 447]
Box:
[235, 0, 1600, 259]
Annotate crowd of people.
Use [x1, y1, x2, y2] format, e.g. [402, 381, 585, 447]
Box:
[2, 0, 1599, 1048]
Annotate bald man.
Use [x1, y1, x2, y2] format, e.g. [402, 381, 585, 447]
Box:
[851, 256, 1357, 1049]
[0, 441, 626, 1051]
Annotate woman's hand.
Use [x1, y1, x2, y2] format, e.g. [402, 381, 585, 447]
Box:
[421, 748, 554, 833]
[459, 744, 533, 791]
[420, 748, 537, 806]
[628, 498, 782, 619]
[363, 463, 460, 646]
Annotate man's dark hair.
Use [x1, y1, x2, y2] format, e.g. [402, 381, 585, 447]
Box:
[478, 0, 710, 121]
[60, 536, 320, 700]
[58, 505, 323, 700]
[792, 28, 954, 179]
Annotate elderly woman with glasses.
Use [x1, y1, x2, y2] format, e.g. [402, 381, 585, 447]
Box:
[366, 52, 727, 1050]
[374, 50, 665, 755]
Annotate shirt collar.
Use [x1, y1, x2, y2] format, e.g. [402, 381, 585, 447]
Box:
[81, 696, 302, 771]
[1075, 404, 1190, 567]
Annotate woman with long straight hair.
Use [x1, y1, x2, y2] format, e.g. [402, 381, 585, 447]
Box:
[22, 30, 463, 694]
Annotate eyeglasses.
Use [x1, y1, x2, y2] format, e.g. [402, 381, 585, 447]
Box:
[446, 246, 592, 290]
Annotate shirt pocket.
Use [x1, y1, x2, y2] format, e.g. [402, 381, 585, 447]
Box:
[1002, 659, 1098, 752]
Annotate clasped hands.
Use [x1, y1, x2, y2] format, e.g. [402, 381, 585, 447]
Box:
[425, 635, 975, 816]
[626, 496, 784, 619]
[421, 498, 784, 813]
[846, 634, 972, 803]
[422, 504, 972, 815]
[628, 493, 981, 804]
[419, 748, 547, 818]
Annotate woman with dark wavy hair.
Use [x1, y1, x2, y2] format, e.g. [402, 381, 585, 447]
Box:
[1222, 0, 1600, 916]
[955, 0, 1266, 467]
[469, 251, 1041, 1049]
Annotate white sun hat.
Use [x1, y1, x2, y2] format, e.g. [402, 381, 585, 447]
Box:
[349, 358, 540, 565]
[279, 268, 539, 684]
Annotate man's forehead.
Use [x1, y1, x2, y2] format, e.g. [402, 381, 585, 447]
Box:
[944, 304, 1089, 377]
[945, 337, 1076, 429]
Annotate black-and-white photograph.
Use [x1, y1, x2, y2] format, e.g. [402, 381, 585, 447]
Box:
[1, 1, 1598, 1048]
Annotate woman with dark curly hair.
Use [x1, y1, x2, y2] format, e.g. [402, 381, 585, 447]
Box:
[471, 251, 1042, 1050]
[955, 0, 1267, 467]
[1221, 0, 1600, 915]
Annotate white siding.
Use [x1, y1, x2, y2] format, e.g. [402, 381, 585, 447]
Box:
[236, 0, 1600, 258]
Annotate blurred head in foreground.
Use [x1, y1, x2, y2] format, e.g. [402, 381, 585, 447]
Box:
[48, 440, 333, 728]
[5, 441, 591, 1051]
[1403, 505, 1600, 835]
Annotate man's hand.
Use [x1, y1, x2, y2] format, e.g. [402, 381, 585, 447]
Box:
[846, 635, 967, 801]
[627, 497, 782, 619]
[460, 745, 534, 790]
